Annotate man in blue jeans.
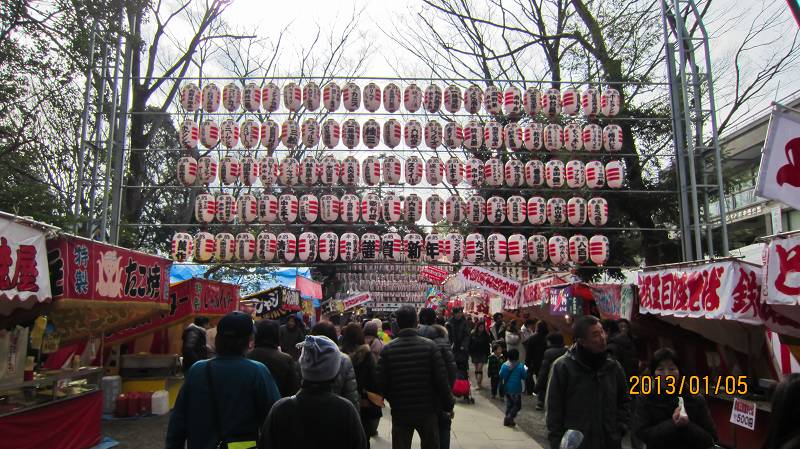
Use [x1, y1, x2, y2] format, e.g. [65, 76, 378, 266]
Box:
[499, 348, 527, 427]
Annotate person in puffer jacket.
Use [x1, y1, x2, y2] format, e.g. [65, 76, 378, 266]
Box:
[499, 349, 527, 427]
[310, 321, 359, 410]
[419, 308, 457, 449]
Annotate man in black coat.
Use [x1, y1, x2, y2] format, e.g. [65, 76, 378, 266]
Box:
[546, 316, 631, 449]
[446, 307, 471, 373]
[248, 319, 301, 398]
[377, 306, 455, 449]
[534, 332, 567, 410]
[181, 316, 210, 372]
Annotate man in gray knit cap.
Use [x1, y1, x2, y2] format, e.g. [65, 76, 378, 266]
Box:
[259, 335, 367, 449]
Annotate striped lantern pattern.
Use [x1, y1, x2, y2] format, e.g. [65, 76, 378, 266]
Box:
[341, 155, 360, 186]
[465, 232, 486, 263]
[426, 156, 444, 185]
[589, 234, 610, 265]
[486, 196, 506, 224]
[505, 159, 524, 187]
[404, 84, 422, 113]
[363, 83, 381, 112]
[382, 155, 402, 184]
[382, 193, 402, 223]
[606, 160, 625, 189]
[527, 235, 548, 263]
[443, 233, 464, 263]
[180, 83, 201, 111]
[179, 119, 199, 149]
[563, 122, 583, 151]
[484, 157, 504, 187]
[361, 193, 381, 223]
[219, 155, 241, 185]
[463, 121, 483, 150]
[362, 155, 381, 186]
[405, 156, 424, 185]
[341, 119, 360, 149]
[243, 82, 262, 112]
[541, 88, 561, 117]
[527, 196, 546, 225]
[463, 84, 483, 114]
[523, 87, 541, 116]
[237, 193, 258, 223]
[320, 194, 340, 223]
[282, 82, 301, 112]
[504, 86, 522, 116]
[525, 159, 545, 187]
[339, 233, 359, 262]
[194, 232, 216, 262]
[504, 123, 524, 151]
[585, 161, 606, 189]
[299, 193, 319, 223]
[279, 157, 299, 186]
[465, 157, 484, 187]
[443, 85, 462, 113]
[322, 82, 341, 111]
[216, 194, 237, 223]
[177, 156, 197, 186]
[601, 88, 621, 117]
[340, 193, 361, 224]
[445, 195, 465, 224]
[281, 120, 299, 148]
[261, 119, 280, 151]
[277, 232, 297, 262]
[484, 85, 502, 115]
[404, 194, 423, 223]
[258, 156, 278, 186]
[220, 119, 239, 149]
[171, 233, 194, 262]
[466, 195, 486, 224]
[215, 233, 236, 262]
[257, 232, 278, 262]
[424, 120, 443, 149]
[583, 124, 603, 152]
[278, 193, 298, 223]
[581, 87, 601, 117]
[587, 197, 609, 226]
[258, 194, 279, 223]
[320, 154, 340, 186]
[299, 156, 318, 186]
[566, 160, 586, 188]
[303, 82, 321, 111]
[603, 124, 623, 152]
[236, 233, 256, 262]
[360, 233, 381, 261]
[567, 196, 587, 226]
[239, 156, 258, 186]
[524, 123, 543, 151]
[363, 119, 381, 149]
[487, 233, 507, 263]
[383, 119, 402, 148]
[298, 232, 319, 263]
[261, 83, 280, 112]
[404, 119, 422, 148]
[548, 235, 569, 265]
[484, 120, 504, 150]
[546, 197, 567, 225]
[543, 124, 563, 151]
[546, 159, 565, 188]
[403, 233, 424, 261]
[569, 234, 589, 264]
[507, 234, 528, 263]
[381, 232, 402, 261]
[506, 196, 526, 224]
[426, 194, 444, 223]
[222, 82, 241, 112]
[423, 84, 442, 113]
[561, 87, 580, 116]
[319, 232, 339, 262]
[200, 120, 220, 149]
[301, 119, 320, 148]
[321, 119, 340, 149]
[195, 193, 216, 223]
[445, 157, 463, 186]
[383, 83, 401, 112]
[424, 234, 442, 261]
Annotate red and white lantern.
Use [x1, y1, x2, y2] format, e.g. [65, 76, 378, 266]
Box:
[261, 82, 280, 112]
[487, 196, 506, 224]
[466, 195, 486, 224]
[243, 82, 262, 112]
[195, 193, 216, 224]
[215, 233, 236, 262]
[563, 122, 583, 151]
[302, 82, 321, 111]
[319, 154, 340, 186]
[561, 87, 580, 116]
[194, 232, 216, 263]
[342, 119, 360, 149]
[278, 193, 299, 223]
[601, 88, 621, 117]
[404, 84, 422, 113]
[424, 84, 442, 113]
[525, 159, 545, 187]
[341, 155, 360, 186]
[569, 234, 589, 264]
[426, 194, 444, 223]
[545, 159, 565, 188]
[220, 119, 239, 149]
[222, 82, 241, 112]
[277, 232, 297, 262]
[382, 155, 402, 184]
[527, 235, 548, 263]
[383, 83, 401, 112]
[589, 234, 610, 265]
[404, 194, 423, 223]
[236, 233, 256, 262]
[507, 234, 527, 263]
[465, 233, 486, 263]
[260, 119, 280, 151]
[484, 121, 504, 150]
[171, 232, 194, 262]
[363, 83, 381, 112]
[422, 156, 443, 186]
[424, 120, 442, 149]
[298, 232, 319, 263]
[200, 120, 220, 149]
[405, 156, 424, 185]
[257, 232, 277, 262]
[527, 196, 546, 225]
[505, 123, 524, 151]
[382, 193, 402, 223]
[299, 156, 318, 186]
[546, 197, 567, 225]
[237, 193, 258, 223]
[383, 119, 402, 148]
[487, 233, 507, 263]
[403, 233, 424, 261]
[585, 161, 606, 189]
[321, 119, 340, 149]
[484, 85, 502, 115]
[443, 233, 464, 263]
[603, 124, 623, 152]
[339, 233, 359, 262]
[299, 193, 319, 223]
[443, 85, 462, 113]
[179, 119, 199, 150]
[548, 235, 569, 265]
[319, 232, 339, 262]
[504, 86, 522, 116]
[523, 87, 541, 116]
[544, 124, 563, 152]
[362, 119, 381, 149]
[501, 160, 524, 188]
[180, 83, 201, 111]
[524, 123, 544, 151]
[462, 121, 483, 150]
[361, 193, 381, 223]
[443, 157, 462, 186]
[219, 155, 241, 185]
[258, 193, 279, 223]
[581, 87, 601, 117]
[381, 232, 402, 261]
[582, 124, 603, 152]
[240, 156, 259, 186]
[565, 160, 586, 188]
[360, 233, 381, 261]
[606, 160, 624, 189]
[281, 120, 299, 148]
[216, 194, 237, 223]
[463, 84, 483, 114]
[567, 197, 587, 226]
[507, 196, 526, 224]
[445, 195, 465, 224]
[258, 156, 278, 186]
[404, 120, 422, 148]
[301, 118, 320, 148]
[322, 82, 341, 112]
[424, 234, 442, 261]
[278, 157, 299, 186]
[201, 83, 221, 112]
[465, 157, 484, 187]
[282, 82, 301, 112]
[342, 82, 361, 112]
[362, 155, 381, 186]
[340, 194, 361, 223]
[587, 197, 608, 227]
[484, 158, 503, 186]
[177, 156, 197, 186]
[541, 88, 561, 117]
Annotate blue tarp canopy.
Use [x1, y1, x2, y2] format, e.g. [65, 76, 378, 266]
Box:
[169, 264, 311, 293]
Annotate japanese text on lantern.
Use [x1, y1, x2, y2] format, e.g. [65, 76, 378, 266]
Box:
[0, 236, 39, 292]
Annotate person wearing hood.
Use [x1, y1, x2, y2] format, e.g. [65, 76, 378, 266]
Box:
[279, 315, 305, 360]
[259, 335, 368, 449]
[248, 319, 301, 398]
[546, 315, 630, 449]
[310, 321, 360, 410]
[534, 332, 567, 410]
[363, 319, 384, 358]
[341, 323, 382, 440]
[182, 316, 210, 372]
[419, 308, 457, 449]
[499, 348, 527, 427]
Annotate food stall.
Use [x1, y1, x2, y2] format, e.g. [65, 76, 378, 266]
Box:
[240, 286, 302, 320]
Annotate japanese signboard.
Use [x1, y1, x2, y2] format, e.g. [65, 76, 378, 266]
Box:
[756, 108, 800, 210]
[0, 216, 52, 316]
[519, 275, 568, 308]
[730, 397, 757, 430]
[458, 266, 520, 303]
[242, 286, 301, 319]
[341, 292, 371, 310]
[763, 235, 800, 305]
[420, 266, 449, 284]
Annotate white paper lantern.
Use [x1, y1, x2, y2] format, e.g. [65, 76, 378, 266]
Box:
[544, 124, 563, 152]
[382, 193, 402, 223]
[606, 160, 625, 189]
[198, 120, 219, 149]
[585, 160, 606, 189]
[569, 234, 589, 264]
[465, 157, 484, 187]
[298, 156, 318, 186]
[360, 233, 381, 260]
[546, 197, 567, 225]
[523, 87, 541, 116]
[278, 157, 299, 186]
[487, 233, 507, 263]
[237, 193, 258, 224]
[340, 193, 361, 223]
[180, 83, 201, 111]
[281, 120, 299, 148]
[341, 118, 360, 149]
[320, 154, 340, 186]
[404, 120, 422, 148]
[438, 122, 463, 151]
[179, 119, 199, 149]
[527, 235, 548, 263]
[443, 233, 464, 263]
[277, 232, 297, 262]
[504, 123, 524, 151]
[258, 194, 278, 223]
[298, 82, 320, 112]
[601, 88, 621, 117]
[589, 234, 610, 265]
[361, 193, 381, 223]
[426, 194, 444, 223]
[587, 197, 608, 227]
[484, 158, 504, 186]
[506, 196, 526, 224]
[602, 124, 624, 153]
[444, 157, 463, 186]
[424, 234, 442, 261]
[340, 82, 360, 112]
[487, 196, 506, 224]
[195, 193, 216, 224]
[381, 232, 402, 261]
[465, 233, 486, 263]
[525, 159, 545, 187]
[235, 233, 256, 261]
[299, 193, 319, 223]
[171, 232, 194, 262]
[462, 121, 483, 151]
[567, 197, 587, 226]
[243, 82, 262, 112]
[363, 155, 381, 186]
[404, 194, 423, 223]
[279, 82, 300, 112]
[442, 85, 462, 113]
[466, 195, 486, 224]
[504, 160, 524, 187]
[341, 155, 360, 186]
[257, 120, 278, 152]
[382, 156, 402, 184]
[424, 84, 442, 113]
[215, 194, 236, 223]
[212, 234, 240, 266]
[383, 83, 401, 112]
[404, 84, 422, 113]
[299, 119, 320, 148]
[177, 156, 197, 186]
[560, 87, 580, 116]
[257, 232, 277, 262]
[261, 82, 280, 113]
[504, 86, 522, 116]
[317, 231, 339, 262]
[527, 196, 546, 225]
[507, 234, 527, 263]
[445, 195, 465, 224]
[462, 84, 483, 114]
[298, 232, 319, 263]
[545, 159, 565, 188]
[484, 121, 504, 150]
[424, 120, 443, 149]
[240, 156, 258, 186]
[405, 156, 424, 185]
[566, 160, 586, 188]
[523, 123, 543, 152]
[197, 156, 218, 185]
[541, 88, 561, 117]
[258, 156, 277, 186]
[219, 155, 240, 185]
[317, 119, 339, 149]
[339, 233, 360, 262]
[428, 156, 448, 186]
[548, 235, 569, 265]
[484, 85, 502, 115]
[563, 122, 583, 152]
[359, 119, 380, 149]
[218, 119, 238, 149]
[322, 82, 341, 112]
[222, 82, 242, 112]
[583, 124, 603, 152]
[192, 232, 214, 263]
[581, 87, 601, 117]
[403, 233, 424, 261]
[278, 193, 298, 223]
[201, 83, 221, 113]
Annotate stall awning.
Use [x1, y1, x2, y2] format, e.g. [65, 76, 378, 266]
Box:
[240, 286, 301, 319]
[0, 213, 56, 316]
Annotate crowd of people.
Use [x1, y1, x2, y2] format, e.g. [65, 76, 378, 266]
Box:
[168, 308, 800, 449]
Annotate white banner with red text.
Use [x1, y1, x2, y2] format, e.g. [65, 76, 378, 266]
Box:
[341, 292, 371, 311]
[756, 109, 800, 210]
[457, 266, 521, 308]
[762, 235, 800, 306]
[0, 216, 52, 316]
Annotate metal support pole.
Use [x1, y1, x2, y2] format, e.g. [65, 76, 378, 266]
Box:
[88, 38, 110, 239]
[74, 21, 98, 234]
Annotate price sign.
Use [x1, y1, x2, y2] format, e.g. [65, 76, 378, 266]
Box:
[730, 397, 756, 430]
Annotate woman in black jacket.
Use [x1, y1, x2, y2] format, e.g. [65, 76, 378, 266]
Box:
[341, 323, 381, 439]
[469, 320, 491, 389]
[633, 348, 718, 449]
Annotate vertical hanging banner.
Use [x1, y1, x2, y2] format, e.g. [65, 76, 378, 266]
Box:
[762, 235, 800, 305]
[756, 108, 800, 210]
[0, 216, 52, 316]
[457, 266, 520, 305]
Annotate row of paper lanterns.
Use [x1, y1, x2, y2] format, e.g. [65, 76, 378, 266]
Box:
[171, 230, 610, 266]
[194, 191, 610, 227]
[179, 81, 621, 117]
[340, 282, 430, 293]
[178, 154, 624, 189]
[178, 117, 624, 152]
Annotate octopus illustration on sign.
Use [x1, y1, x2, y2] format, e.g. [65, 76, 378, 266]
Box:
[96, 250, 123, 298]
